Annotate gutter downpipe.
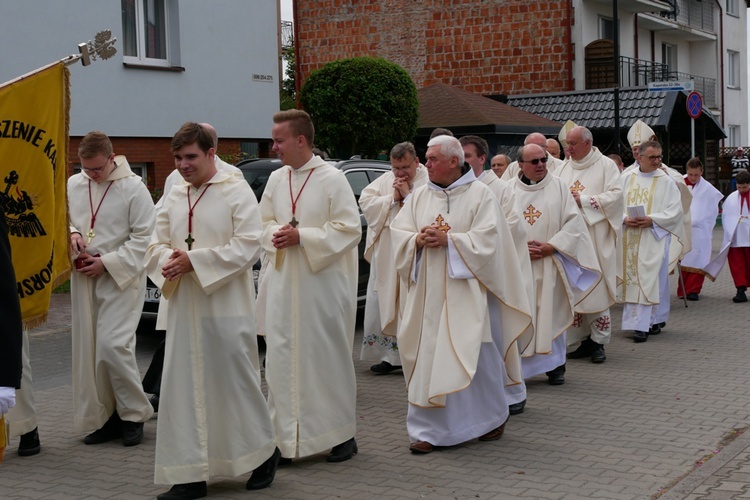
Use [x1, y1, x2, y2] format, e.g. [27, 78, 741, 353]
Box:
[567, 0, 574, 90]
[714, 0, 725, 144]
[293, 0, 302, 109]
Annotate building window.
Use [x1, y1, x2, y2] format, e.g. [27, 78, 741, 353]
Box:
[728, 125, 741, 147]
[727, 0, 739, 17]
[662, 43, 677, 74]
[598, 16, 614, 41]
[121, 0, 179, 67]
[727, 50, 740, 88]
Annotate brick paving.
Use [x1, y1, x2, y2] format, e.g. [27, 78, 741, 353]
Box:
[2, 227, 750, 499]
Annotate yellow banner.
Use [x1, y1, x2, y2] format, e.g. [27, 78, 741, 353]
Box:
[0, 63, 71, 328]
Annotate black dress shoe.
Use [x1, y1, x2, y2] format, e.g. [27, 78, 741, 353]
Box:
[246, 447, 281, 490]
[370, 361, 402, 374]
[648, 324, 662, 335]
[508, 399, 526, 415]
[18, 427, 41, 456]
[327, 437, 357, 462]
[633, 330, 648, 343]
[84, 412, 123, 445]
[686, 293, 700, 301]
[278, 456, 292, 467]
[149, 394, 160, 413]
[157, 481, 207, 500]
[122, 421, 144, 446]
[590, 343, 606, 363]
[546, 364, 565, 385]
[733, 287, 748, 303]
[567, 337, 595, 360]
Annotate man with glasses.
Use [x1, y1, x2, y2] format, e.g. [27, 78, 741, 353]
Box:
[359, 142, 428, 374]
[68, 131, 155, 446]
[556, 126, 624, 365]
[510, 143, 600, 387]
[620, 140, 685, 343]
[502, 132, 564, 181]
[460, 135, 532, 415]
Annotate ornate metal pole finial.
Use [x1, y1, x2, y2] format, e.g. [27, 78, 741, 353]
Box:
[77, 30, 117, 67]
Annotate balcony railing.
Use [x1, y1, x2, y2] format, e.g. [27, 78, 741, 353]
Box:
[620, 56, 716, 107]
[657, 0, 714, 33]
[281, 20, 293, 52]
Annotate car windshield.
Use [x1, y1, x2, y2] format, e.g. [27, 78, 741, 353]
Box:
[242, 170, 273, 201]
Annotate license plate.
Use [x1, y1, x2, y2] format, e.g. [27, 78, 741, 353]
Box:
[145, 287, 161, 302]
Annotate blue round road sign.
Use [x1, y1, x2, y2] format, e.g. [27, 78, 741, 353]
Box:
[687, 91, 703, 119]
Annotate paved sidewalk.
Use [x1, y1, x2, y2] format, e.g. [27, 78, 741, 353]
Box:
[2, 228, 750, 499]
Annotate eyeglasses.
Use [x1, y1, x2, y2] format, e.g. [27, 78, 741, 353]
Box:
[521, 157, 548, 165]
[645, 155, 663, 161]
[81, 158, 111, 173]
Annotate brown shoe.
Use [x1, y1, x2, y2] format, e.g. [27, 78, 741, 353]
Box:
[409, 441, 434, 454]
[478, 422, 507, 442]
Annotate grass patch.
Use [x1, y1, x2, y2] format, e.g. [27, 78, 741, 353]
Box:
[53, 280, 70, 293]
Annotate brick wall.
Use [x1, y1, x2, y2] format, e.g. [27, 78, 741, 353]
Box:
[296, 0, 572, 95]
[67, 137, 271, 195]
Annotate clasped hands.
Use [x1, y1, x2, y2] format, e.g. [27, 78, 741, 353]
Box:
[272, 224, 300, 250]
[624, 216, 653, 228]
[70, 232, 106, 277]
[162, 249, 194, 281]
[393, 178, 412, 202]
[416, 225, 448, 249]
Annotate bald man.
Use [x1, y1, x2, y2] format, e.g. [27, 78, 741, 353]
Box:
[502, 132, 564, 181]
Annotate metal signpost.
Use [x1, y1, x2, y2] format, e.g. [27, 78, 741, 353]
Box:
[686, 91, 703, 158]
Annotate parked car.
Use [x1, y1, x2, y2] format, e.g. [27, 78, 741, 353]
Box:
[143, 157, 390, 324]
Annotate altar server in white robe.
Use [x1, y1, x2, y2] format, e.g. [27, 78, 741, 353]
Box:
[145, 123, 279, 499]
[391, 135, 532, 454]
[556, 126, 624, 365]
[510, 144, 601, 385]
[677, 158, 723, 301]
[359, 142, 428, 374]
[68, 132, 154, 447]
[260, 110, 361, 464]
[705, 170, 750, 303]
[460, 135, 533, 415]
[619, 140, 685, 342]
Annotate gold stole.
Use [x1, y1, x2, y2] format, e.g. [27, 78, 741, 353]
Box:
[621, 174, 657, 301]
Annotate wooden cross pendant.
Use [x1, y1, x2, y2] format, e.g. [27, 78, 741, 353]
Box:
[289, 216, 298, 228]
[185, 233, 195, 250]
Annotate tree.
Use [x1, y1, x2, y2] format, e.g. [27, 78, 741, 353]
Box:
[280, 46, 296, 111]
[300, 57, 419, 159]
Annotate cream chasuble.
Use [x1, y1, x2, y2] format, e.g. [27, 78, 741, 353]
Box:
[359, 166, 428, 364]
[624, 162, 692, 270]
[681, 176, 723, 276]
[511, 173, 601, 361]
[556, 148, 624, 320]
[618, 168, 684, 305]
[391, 173, 532, 409]
[259, 156, 361, 459]
[67, 159, 154, 432]
[145, 171, 275, 484]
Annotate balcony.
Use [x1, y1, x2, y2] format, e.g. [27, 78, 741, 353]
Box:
[638, 0, 716, 40]
[586, 52, 716, 108]
[281, 20, 293, 53]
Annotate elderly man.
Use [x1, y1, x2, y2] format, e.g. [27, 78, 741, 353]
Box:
[491, 154, 511, 178]
[502, 132, 563, 181]
[391, 135, 532, 453]
[359, 142, 428, 374]
[546, 138, 562, 160]
[556, 126, 624, 364]
[678, 158, 723, 301]
[510, 143, 600, 385]
[460, 135, 533, 414]
[260, 109, 361, 464]
[620, 140, 685, 342]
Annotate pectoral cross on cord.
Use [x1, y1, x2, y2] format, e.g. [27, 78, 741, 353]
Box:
[186, 185, 211, 250]
[288, 168, 315, 228]
[87, 179, 114, 243]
